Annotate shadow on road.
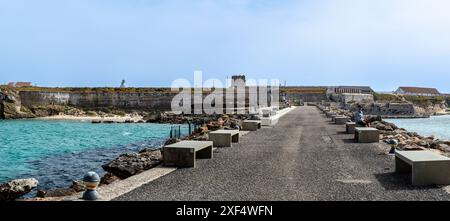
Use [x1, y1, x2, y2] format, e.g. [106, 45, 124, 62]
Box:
[342, 138, 358, 144]
[374, 172, 440, 191]
[336, 131, 349, 135]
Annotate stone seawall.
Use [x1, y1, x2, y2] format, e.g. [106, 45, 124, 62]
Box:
[285, 92, 328, 103]
[347, 102, 416, 116]
[19, 91, 177, 111]
[15, 88, 278, 114]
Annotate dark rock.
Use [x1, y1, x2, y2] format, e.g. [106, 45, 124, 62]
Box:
[416, 140, 430, 148]
[44, 188, 77, 198]
[70, 180, 86, 192]
[382, 121, 398, 130]
[251, 115, 261, 120]
[430, 141, 440, 149]
[165, 138, 181, 145]
[30, 105, 65, 117]
[437, 144, 450, 153]
[196, 126, 209, 134]
[191, 133, 209, 141]
[0, 90, 35, 119]
[0, 178, 39, 201]
[102, 149, 162, 179]
[92, 120, 101, 124]
[403, 145, 424, 151]
[144, 113, 161, 123]
[5, 95, 16, 102]
[207, 122, 222, 131]
[407, 132, 419, 137]
[36, 189, 47, 198]
[100, 172, 120, 186]
[367, 116, 382, 123]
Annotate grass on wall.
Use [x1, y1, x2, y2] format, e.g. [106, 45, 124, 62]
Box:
[0, 86, 177, 93]
[373, 92, 446, 105]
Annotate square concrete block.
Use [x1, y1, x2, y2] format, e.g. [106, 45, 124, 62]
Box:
[326, 112, 336, 118]
[355, 127, 380, 143]
[242, 120, 262, 131]
[262, 109, 271, 117]
[335, 116, 349, 125]
[395, 151, 450, 186]
[209, 130, 240, 147]
[163, 141, 213, 168]
[346, 122, 357, 134]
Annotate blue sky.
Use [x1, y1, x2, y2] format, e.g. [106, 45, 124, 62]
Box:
[1, 0, 450, 92]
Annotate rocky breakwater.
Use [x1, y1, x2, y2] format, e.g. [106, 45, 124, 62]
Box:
[102, 148, 162, 180]
[321, 105, 450, 157]
[371, 118, 450, 156]
[33, 149, 163, 199]
[0, 178, 38, 201]
[322, 106, 354, 119]
[348, 102, 419, 118]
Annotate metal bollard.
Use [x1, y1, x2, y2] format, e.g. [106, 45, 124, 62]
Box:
[82, 171, 101, 201]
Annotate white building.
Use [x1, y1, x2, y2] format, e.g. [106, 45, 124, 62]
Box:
[395, 87, 441, 96]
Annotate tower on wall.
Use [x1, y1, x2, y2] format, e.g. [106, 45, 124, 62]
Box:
[120, 79, 127, 88]
[230, 75, 246, 88]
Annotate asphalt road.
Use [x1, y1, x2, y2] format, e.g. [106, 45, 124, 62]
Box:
[115, 106, 450, 201]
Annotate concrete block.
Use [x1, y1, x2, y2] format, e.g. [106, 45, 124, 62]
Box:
[261, 117, 279, 126]
[262, 109, 271, 117]
[326, 112, 336, 118]
[346, 122, 357, 134]
[395, 151, 450, 186]
[242, 120, 262, 131]
[163, 141, 213, 168]
[209, 130, 240, 147]
[355, 127, 380, 143]
[335, 116, 349, 125]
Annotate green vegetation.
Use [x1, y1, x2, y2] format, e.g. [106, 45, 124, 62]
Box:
[282, 87, 327, 94]
[373, 92, 446, 106]
[111, 109, 126, 117]
[373, 93, 403, 102]
[0, 86, 177, 94]
[404, 95, 446, 105]
[85, 111, 98, 116]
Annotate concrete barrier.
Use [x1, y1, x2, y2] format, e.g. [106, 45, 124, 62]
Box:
[396, 150, 450, 186]
[326, 112, 337, 119]
[355, 127, 380, 143]
[346, 122, 357, 134]
[335, 116, 349, 125]
[163, 141, 213, 168]
[209, 130, 240, 147]
[261, 107, 295, 126]
[262, 109, 271, 117]
[242, 120, 262, 131]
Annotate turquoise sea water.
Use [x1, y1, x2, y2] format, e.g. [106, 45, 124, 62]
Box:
[385, 115, 450, 140]
[0, 119, 188, 190]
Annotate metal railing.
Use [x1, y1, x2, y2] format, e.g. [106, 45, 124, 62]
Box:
[169, 123, 201, 139]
